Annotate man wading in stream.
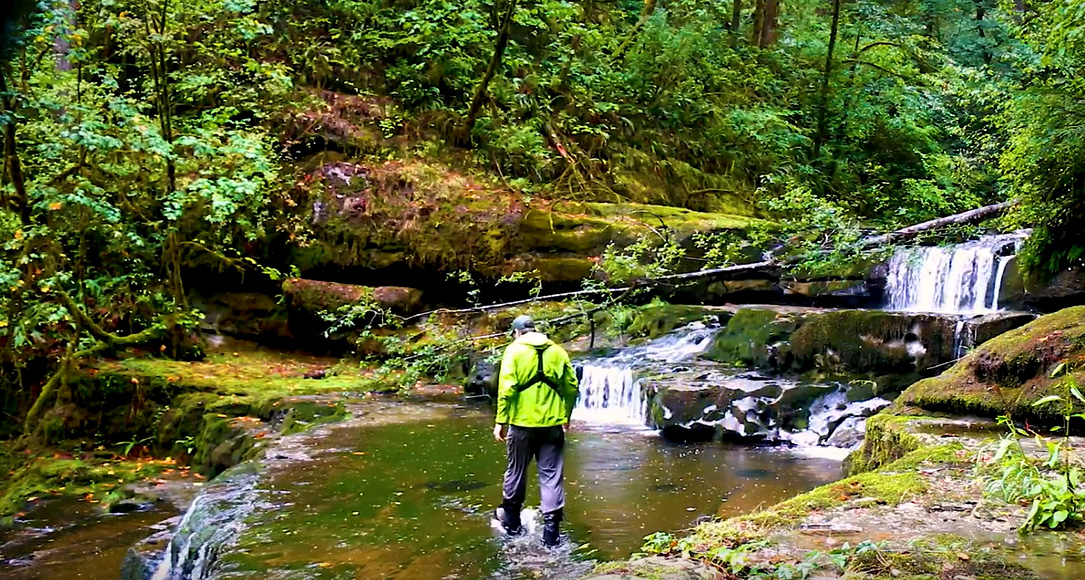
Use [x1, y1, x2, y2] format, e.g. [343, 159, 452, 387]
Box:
[493, 315, 579, 547]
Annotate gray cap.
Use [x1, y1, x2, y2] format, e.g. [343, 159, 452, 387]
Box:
[511, 315, 535, 331]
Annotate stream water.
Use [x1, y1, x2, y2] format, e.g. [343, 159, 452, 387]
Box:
[168, 403, 841, 580]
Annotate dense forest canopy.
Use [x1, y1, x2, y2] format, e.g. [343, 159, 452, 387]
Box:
[1, 0, 1084, 434]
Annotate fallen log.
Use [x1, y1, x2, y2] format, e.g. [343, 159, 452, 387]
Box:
[401, 201, 1014, 323]
[857, 200, 1015, 250]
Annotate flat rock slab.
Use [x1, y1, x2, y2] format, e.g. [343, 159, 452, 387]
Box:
[584, 556, 720, 580]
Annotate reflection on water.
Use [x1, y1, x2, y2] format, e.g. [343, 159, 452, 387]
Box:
[0, 498, 175, 580]
[211, 404, 843, 580]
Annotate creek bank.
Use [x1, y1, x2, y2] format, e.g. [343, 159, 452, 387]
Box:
[591, 412, 1084, 580]
[0, 338, 374, 524]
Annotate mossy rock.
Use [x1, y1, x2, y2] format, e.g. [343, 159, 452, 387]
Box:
[790, 310, 957, 374]
[704, 308, 802, 367]
[290, 159, 774, 281]
[844, 414, 925, 475]
[0, 456, 166, 519]
[894, 306, 1085, 427]
[626, 304, 731, 340]
[282, 278, 423, 314]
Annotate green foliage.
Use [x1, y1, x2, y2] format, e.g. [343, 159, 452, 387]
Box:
[981, 373, 1085, 532]
[640, 531, 885, 580]
[998, 0, 1085, 278]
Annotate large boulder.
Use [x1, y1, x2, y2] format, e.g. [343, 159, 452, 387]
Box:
[893, 306, 1085, 427]
[703, 308, 807, 368]
[647, 373, 786, 439]
[192, 292, 291, 343]
[282, 278, 424, 314]
[790, 310, 958, 374]
[281, 278, 423, 349]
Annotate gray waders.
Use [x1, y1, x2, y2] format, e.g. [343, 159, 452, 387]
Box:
[497, 424, 565, 546]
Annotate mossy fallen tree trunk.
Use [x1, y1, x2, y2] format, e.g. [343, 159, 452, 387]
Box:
[857, 200, 1015, 249]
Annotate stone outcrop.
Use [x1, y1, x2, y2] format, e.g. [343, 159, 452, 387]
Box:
[288, 159, 772, 286]
[893, 306, 1085, 426]
[646, 371, 887, 444]
[280, 278, 423, 349]
[192, 291, 292, 342]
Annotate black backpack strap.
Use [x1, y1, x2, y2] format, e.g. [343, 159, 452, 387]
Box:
[514, 344, 563, 395]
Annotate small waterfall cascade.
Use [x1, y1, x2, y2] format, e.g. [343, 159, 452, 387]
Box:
[884, 231, 1028, 314]
[572, 365, 645, 425]
[571, 322, 720, 426]
[145, 464, 261, 580]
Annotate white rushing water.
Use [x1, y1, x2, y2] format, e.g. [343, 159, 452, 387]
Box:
[571, 322, 718, 426]
[883, 231, 1028, 314]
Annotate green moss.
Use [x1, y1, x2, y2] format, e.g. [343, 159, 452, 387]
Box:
[843, 536, 1037, 580]
[790, 310, 956, 373]
[291, 158, 775, 279]
[94, 346, 376, 397]
[677, 440, 965, 552]
[588, 559, 688, 580]
[0, 455, 168, 519]
[704, 308, 799, 367]
[894, 306, 1085, 427]
[845, 414, 925, 475]
[626, 303, 729, 340]
[579, 201, 771, 233]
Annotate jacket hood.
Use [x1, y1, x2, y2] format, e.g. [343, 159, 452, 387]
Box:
[515, 331, 551, 346]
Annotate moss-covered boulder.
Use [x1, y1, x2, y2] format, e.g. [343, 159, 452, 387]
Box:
[281, 278, 423, 348]
[790, 310, 959, 373]
[893, 306, 1085, 426]
[193, 292, 292, 343]
[704, 308, 805, 367]
[283, 278, 423, 314]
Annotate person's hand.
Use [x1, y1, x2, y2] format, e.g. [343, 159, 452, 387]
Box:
[562, 422, 570, 433]
[493, 423, 506, 442]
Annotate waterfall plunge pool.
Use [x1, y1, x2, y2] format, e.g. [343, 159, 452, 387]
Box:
[148, 402, 844, 580]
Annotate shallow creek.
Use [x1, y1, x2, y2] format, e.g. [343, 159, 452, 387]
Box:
[0, 400, 844, 580]
[200, 402, 842, 579]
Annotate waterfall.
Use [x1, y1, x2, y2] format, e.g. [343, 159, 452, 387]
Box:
[571, 322, 720, 427]
[144, 464, 261, 580]
[572, 364, 647, 426]
[883, 232, 1027, 314]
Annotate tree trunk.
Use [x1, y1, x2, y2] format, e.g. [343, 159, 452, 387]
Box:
[730, 0, 743, 48]
[751, 0, 779, 47]
[975, 0, 991, 64]
[812, 0, 842, 159]
[146, 1, 175, 192]
[460, 0, 516, 141]
[857, 200, 1016, 249]
[0, 69, 28, 225]
[613, 0, 659, 61]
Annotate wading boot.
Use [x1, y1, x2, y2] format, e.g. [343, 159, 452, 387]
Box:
[494, 506, 523, 535]
[542, 512, 561, 547]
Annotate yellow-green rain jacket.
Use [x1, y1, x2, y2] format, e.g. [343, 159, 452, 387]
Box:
[495, 332, 579, 427]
